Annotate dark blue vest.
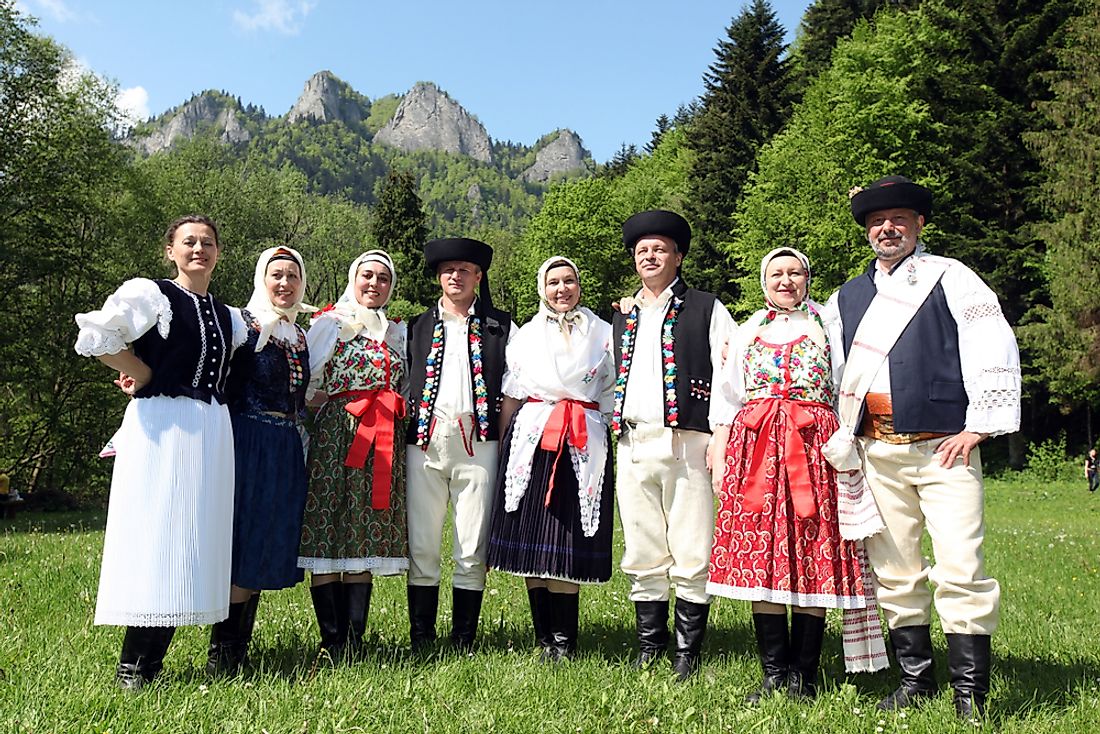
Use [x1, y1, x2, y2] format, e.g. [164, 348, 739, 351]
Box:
[837, 261, 967, 434]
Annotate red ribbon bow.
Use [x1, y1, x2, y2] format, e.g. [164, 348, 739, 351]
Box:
[529, 398, 599, 507]
[740, 398, 819, 519]
[341, 388, 407, 510]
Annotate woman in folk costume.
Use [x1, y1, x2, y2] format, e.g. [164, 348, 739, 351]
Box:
[74, 215, 247, 689]
[298, 250, 408, 659]
[487, 256, 616, 661]
[205, 246, 315, 674]
[707, 247, 887, 702]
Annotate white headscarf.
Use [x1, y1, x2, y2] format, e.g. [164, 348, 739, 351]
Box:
[331, 250, 398, 342]
[745, 246, 827, 349]
[537, 255, 588, 337]
[244, 246, 317, 351]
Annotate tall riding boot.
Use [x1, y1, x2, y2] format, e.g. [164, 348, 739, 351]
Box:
[310, 581, 347, 660]
[206, 599, 249, 675]
[633, 600, 670, 668]
[787, 612, 827, 699]
[451, 587, 484, 652]
[235, 592, 260, 667]
[527, 586, 553, 653]
[745, 613, 790, 704]
[344, 582, 373, 659]
[116, 626, 176, 690]
[946, 633, 991, 720]
[407, 585, 440, 653]
[671, 599, 710, 681]
[546, 591, 580, 663]
[878, 625, 939, 711]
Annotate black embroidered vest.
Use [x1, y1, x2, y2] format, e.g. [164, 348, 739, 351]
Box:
[837, 261, 967, 434]
[132, 279, 234, 404]
[404, 300, 511, 445]
[612, 279, 717, 435]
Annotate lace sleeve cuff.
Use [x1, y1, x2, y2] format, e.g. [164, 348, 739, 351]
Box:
[74, 278, 171, 357]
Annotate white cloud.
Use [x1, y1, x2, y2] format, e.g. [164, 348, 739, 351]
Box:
[232, 0, 316, 36]
[116, 86, 150, 127]
[20, 0, 78, 22]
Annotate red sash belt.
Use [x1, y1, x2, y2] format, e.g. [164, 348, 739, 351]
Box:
[336, 388, 407, 510]
[527, 397, 599, 507]
[740, 397, 826, 519]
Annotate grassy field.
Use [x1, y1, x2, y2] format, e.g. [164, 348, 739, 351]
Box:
[2, 476, 1099, 733]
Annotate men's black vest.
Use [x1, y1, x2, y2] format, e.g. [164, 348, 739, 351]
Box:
[404, 300, 510, 445]
[837, 261, 967, 434]
[612, 279, 717, 435]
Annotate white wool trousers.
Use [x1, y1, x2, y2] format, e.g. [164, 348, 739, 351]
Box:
[406, 413, 498, 591]
[860, 437, 1000, 635]
[616, 424, 714, 604]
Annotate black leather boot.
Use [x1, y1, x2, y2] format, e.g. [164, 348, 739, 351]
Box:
[946, 633, 991, 721]
[310, 582, 346, 660]
[344, 582, 372, 659]
[671, 599, 710, 681]
[633, 600, 670, 668]
[878, 625, 939, 710]
[450, 587, 484, 652]
[407, 585, 439, 653]
[787, 612, 826, 699]
[235, 592, 260, 666]
[207, 599, 249, 675]
[116, 626, 176, 690]
[545, 591, 580, 663]
[527, 586, 553, 654]
[745, 613, 789, 704]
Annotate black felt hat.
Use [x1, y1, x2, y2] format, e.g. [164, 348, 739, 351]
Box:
[622, 210, 691, 255]
[423, 237, 494, 273]
[849, 175, 933, 226]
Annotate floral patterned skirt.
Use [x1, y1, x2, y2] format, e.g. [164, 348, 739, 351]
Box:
[707, 401, 866, 608]
[298, 395, 409, 575]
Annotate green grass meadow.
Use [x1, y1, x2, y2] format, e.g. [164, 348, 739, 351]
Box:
[2, 477, 1099, 733]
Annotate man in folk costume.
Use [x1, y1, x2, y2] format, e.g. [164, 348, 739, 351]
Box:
[612, 210, 736, 679]
[405, 238, 517, 651]
[822, 176, 1021, 719]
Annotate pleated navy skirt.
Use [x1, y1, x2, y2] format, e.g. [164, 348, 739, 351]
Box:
[487, 423, 614, 583]
[230, 411, 308, 590]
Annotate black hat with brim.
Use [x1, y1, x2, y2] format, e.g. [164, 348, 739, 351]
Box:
[423, 237, 493, 273]
[622, 210, 691, 255]
[850, 175, 933, 226]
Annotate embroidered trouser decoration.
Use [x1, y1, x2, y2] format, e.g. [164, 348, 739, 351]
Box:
[341, 388, 407, 510]
[741, 398, 819, 519]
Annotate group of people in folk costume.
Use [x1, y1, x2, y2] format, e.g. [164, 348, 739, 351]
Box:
[74, 175, 1020, 721]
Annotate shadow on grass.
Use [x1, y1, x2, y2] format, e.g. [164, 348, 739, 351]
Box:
[0, 509, 106, 535]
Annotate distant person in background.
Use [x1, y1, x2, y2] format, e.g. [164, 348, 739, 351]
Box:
[74, 215, 246, 689]
[487, 255, 616, 661]
[610, 210, 736, 680]
[206, 246, 314, 675]
[298, 250, 409, 660]
[404, 238, 517, 652]
[1086, 448, 1098, 493]
[823, 176, 1021, 720]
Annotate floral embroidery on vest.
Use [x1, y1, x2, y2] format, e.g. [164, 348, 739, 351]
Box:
[662, 296, 683, 426]
[468, 315, 489, 440]
[415, 319, 445, 446]
[610, 309, 639, 434]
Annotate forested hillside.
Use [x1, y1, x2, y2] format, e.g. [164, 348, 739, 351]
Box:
[2, 0, 1095, 499]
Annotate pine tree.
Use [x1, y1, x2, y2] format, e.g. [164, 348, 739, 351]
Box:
[685, 0, 792, 300]
[370, 168, 431, 309]
[645, 114, 672, 154]
[1019, 0, 1100, 414]
[601, 143, 639, 179]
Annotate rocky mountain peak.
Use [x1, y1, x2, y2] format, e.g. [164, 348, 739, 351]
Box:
[373, 82, 493, 163]
[129, 92, 250, 155]
[286, 70, 368, 126]
[522, 129, 591, 183]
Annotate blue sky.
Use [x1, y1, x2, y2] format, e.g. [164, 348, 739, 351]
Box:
[16, 0, 814, 163]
